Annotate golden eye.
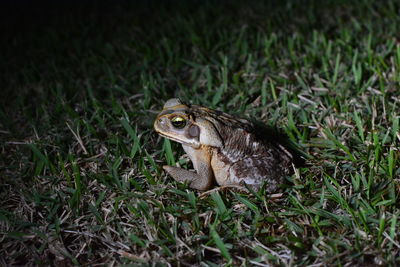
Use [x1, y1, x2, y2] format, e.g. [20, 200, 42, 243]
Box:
[171, 116, 186, 129]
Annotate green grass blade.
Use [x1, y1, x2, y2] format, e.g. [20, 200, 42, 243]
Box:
[210, 224, 232, 262]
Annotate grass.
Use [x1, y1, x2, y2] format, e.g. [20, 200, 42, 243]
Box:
[1, 0, 400, 265]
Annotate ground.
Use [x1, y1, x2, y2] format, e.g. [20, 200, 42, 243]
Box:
[1, 0, 399, 266]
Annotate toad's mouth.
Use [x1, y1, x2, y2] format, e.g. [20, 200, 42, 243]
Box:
[155, 131, 200, 148]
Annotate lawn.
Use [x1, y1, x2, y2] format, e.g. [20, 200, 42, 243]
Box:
[1, 0, 399, 265]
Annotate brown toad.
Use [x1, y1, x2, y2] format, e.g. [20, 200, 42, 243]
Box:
[154, 98, 300, 192]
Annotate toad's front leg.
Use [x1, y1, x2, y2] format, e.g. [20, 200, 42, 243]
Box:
[163, 145, 214, 191]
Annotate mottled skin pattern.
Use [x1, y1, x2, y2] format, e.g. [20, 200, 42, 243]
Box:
[154, 98, 294, 192]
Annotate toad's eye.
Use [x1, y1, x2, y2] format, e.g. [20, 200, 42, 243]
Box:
[171, 116, 186, 129]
